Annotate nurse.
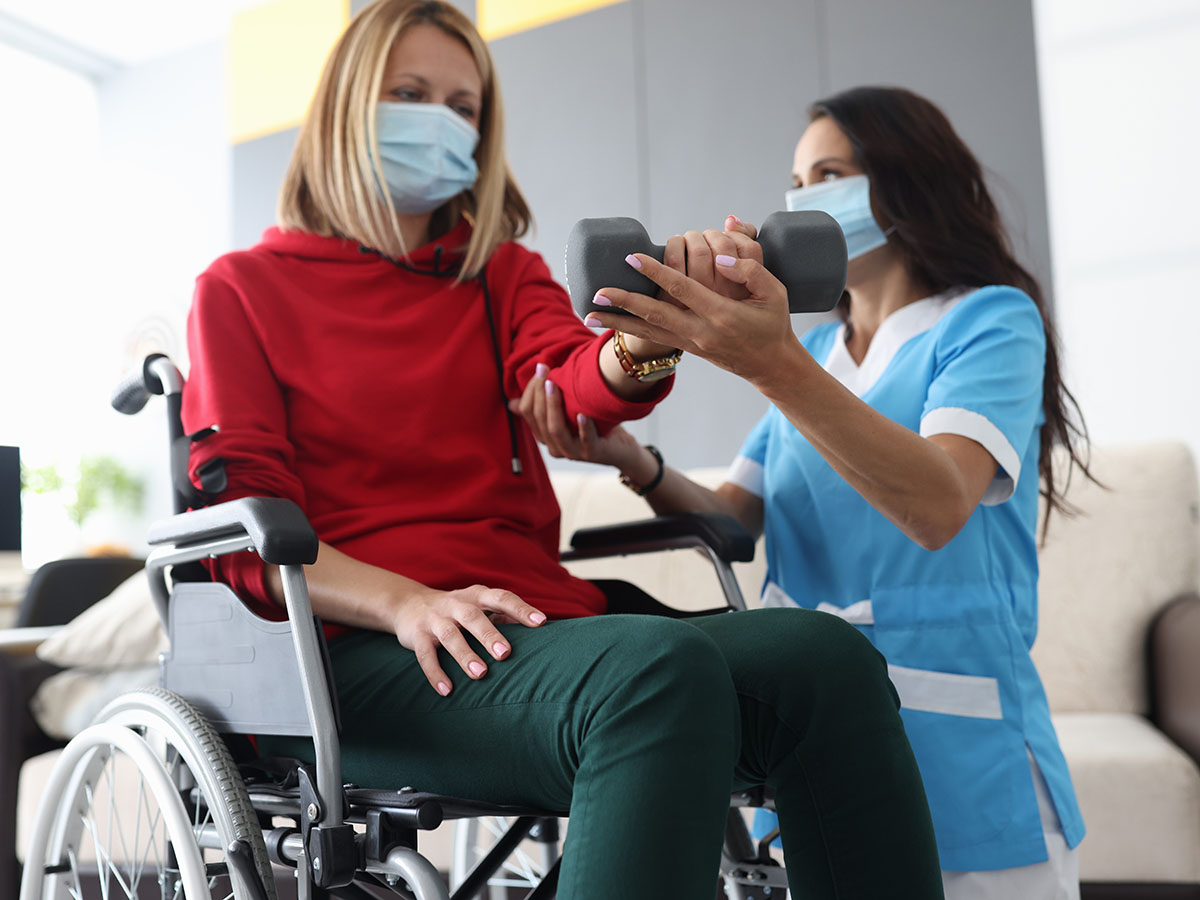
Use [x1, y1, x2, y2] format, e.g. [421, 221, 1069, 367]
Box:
[518, 85, 1091, 899]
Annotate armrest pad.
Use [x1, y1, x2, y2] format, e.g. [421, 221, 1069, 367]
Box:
[569, 513, 755, 563]
[147, 497, 319, 566]
[1149, 592, 1200, 765]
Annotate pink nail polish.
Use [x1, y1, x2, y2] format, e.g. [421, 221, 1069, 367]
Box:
[437, 681, 450, 696]
[577, 413, 587, 426]
[530, 611, 547, 624]
[493, 641, 508, 657]
[584, 315, 602, 327]
[545, 379, 555, 396]
[625, 254, 643, 269]
[593, 292, 612, 306]
[469, 661, 487, 677]
[535, 362, 548, 378]
[729, 214, 743, 225]
[715, 254, 737, 267]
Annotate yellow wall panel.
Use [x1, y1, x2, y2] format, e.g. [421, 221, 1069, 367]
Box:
[229, 0, 350, 144]
[477, 0, 627, 41]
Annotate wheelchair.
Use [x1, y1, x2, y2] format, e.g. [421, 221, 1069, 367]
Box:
[19, 354, 789, 900]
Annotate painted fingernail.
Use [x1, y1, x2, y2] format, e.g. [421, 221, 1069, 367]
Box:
[584, 315, 602, 327]
[593, 292, 612, 306]
[530, 611, 547, 624]
[493, 641, 509, 658]
[535, 362, 548, 378]
[545, 378, 555, 396]
[625, 254, 643, 269]
[715, 254, 737, 267]
[469, 661, 487, 677]
[577, 413, 587, 426]
[729, 214, 744, 225]
[437, 681, 450, 696]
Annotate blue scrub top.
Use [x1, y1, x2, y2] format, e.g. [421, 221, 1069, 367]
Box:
[738, 286, 1085, 871]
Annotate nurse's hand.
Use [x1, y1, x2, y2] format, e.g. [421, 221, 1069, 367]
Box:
[584, 250, 798, 386]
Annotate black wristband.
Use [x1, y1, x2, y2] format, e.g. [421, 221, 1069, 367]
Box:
[620, 444, 664, 496]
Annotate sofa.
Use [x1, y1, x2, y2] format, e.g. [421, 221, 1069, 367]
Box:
[9, 441, 1200, 895]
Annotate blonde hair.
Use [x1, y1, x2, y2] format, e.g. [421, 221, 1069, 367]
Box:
[278, 0, 531, 279]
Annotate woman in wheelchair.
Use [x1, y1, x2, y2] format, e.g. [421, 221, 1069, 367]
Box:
[181, 2, 943, 897]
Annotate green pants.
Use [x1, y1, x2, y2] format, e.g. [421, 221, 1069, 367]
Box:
[263, 608, 942, 899]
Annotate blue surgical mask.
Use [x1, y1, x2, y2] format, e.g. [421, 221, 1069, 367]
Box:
[784, 174, 891, 260]
[375, 101, 480, 215]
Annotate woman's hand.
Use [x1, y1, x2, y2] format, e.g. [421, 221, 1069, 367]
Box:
[584, 238, 797, 386]
[391, 584, 547, 696]
[509, 365, 643, 468]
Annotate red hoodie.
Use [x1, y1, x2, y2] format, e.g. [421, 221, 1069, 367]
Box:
[183, 220, 670, 629]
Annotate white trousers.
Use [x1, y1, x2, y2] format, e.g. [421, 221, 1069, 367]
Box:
[940, 753, 1080, 900]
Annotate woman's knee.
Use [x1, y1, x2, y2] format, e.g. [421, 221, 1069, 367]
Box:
[702, 608, 898, 716]
[588, 616, 740, 743]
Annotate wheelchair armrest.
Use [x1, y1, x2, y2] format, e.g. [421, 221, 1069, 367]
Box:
[147, 497, 318, 566]
[565, 513, 755, 564]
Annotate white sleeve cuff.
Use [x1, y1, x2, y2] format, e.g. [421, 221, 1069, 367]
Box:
[726, 456, 765, 497]
[920, 407, 1020, 506]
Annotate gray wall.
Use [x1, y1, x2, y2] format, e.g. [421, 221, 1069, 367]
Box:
[234, 0, 1052, 471]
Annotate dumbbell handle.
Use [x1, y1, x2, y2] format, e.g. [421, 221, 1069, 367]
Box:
[564, 210, 847, 319]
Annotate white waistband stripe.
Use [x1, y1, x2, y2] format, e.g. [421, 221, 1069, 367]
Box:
[815, 599, 875, 625]
[760, 581, 794, 608]
[887, 664, 1003, 720]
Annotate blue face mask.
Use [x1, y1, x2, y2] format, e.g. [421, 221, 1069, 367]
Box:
[375, 101, 480, 215]
[784, 174, 891, 260]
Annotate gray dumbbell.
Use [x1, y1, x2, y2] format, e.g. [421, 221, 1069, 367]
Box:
[564, 210, 847, 319]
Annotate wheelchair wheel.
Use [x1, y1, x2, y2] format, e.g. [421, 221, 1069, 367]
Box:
[21, 687, 276, 900]
[450, 816, 560, 899]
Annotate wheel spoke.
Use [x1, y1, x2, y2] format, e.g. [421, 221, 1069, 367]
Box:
[129, 767, 148, 893]
[66, 845, 84, 900]
[31, 691, 276, 900]
[104, 754, 141, 893]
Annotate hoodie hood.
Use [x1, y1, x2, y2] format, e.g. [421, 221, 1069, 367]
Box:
[256, 218, 474, 274]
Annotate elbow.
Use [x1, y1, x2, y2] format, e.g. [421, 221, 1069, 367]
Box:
[905, 501, 973, 552]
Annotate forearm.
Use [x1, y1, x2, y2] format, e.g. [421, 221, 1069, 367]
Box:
[753, 343, 975, 550]
[616, 445, 763, 538]
[263, 540, 426, 633]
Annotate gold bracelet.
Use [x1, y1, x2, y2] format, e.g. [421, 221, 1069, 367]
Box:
[612, 331, 682, 383]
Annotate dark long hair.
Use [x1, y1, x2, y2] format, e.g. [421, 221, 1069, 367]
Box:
[810, 86, 1093, 528]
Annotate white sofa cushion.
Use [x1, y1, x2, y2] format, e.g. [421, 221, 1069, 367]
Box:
[1034, 442, 1200, 715]
[31, 570, 165, 740]
[34, 570, 165, 669]
[1055, 711, 1200, 882]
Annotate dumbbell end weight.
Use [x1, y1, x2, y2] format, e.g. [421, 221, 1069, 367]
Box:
[564, 217, 659, 320]
[564, 211, 847, 321]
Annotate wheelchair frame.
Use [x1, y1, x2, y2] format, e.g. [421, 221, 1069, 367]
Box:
[19, 355, 788, 900]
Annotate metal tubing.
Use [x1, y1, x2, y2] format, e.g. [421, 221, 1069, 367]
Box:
[146, 355, 185, 396]
[698, 546, 747, 610]
[373, 847, 451, 900]
[560, 536, 747, 611]
[448, 816, 536, 900]
[279, 563, 344, 826]
[145, 535, 255, 627]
